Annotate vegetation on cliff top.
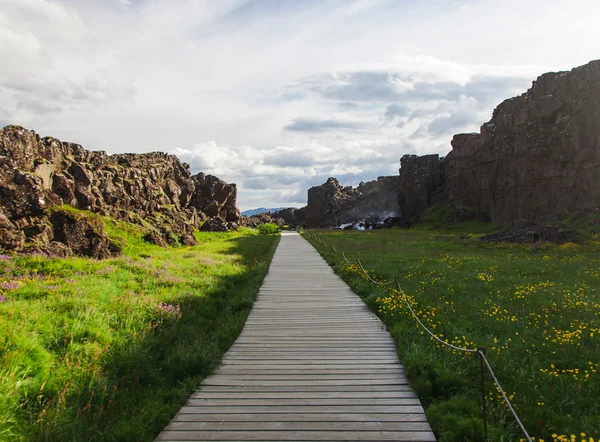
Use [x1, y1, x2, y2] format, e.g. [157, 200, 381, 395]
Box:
[306, 228, 600, 442]
[0, 211, 279, 441]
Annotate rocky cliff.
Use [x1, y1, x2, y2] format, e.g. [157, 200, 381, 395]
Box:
[397, 154, 445, 222]
[306, 176, 400, 228]
[444, 60, 600, 224]
[0, 126, 240, 256]
[307, 59, 600, 228]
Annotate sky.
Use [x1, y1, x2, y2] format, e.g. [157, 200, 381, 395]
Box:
[1, 0, 598, 210]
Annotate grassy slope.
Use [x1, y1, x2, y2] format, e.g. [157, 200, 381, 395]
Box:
[0, 217, 279, 441]
[305, 228, 599, 442]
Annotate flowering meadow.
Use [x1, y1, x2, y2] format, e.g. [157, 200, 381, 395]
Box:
[0, 219, 278, 441]
[307, 229, 600, 442]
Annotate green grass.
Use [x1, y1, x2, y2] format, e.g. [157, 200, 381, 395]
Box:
[0, 217, 279, 441]
[257, 223, 281, 235]
[304, 228, 600, 442]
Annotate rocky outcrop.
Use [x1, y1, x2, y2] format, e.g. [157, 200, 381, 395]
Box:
[0, 125, 240, 256]
[190, 173, 239, 226]
[271, 207, 307, 226]
[242, 207, 307, 228]
[306, 177, 400, 228]
[306, 178, 360, 228]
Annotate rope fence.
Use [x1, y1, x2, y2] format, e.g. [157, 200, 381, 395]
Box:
[305, 232, 533, 442]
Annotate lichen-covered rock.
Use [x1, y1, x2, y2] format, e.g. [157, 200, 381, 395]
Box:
[190, 173, 240, 223]
[0, 210, 25, 250]
[143, 231, 168, 248]
[0, 125, 240, 257]
[49, 209, 121, 259]
[200, 217, 229, 232]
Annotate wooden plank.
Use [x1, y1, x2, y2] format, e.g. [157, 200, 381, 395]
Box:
[177, 405, 427, 414]
[198, 384, 415, 392]
[185, 398, 421, 406]
[171, 413, 428, 423]
[201, 379, 410, 387]
[191, 391, 416, 399]
[218, 364, 404, 370]
[223, 352, 398, 358]
[203, 375, 406, 381]
[216, 369, 405, 375]
[165, 421, 432, 431]
[156, 430, 436, 441]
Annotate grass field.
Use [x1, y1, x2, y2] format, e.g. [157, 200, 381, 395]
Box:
[305, 228, 599, 442]
[0, 217, 279, 441]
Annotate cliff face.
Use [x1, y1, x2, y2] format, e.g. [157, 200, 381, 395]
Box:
[444, 60, 600, 223]
[306, 59, 600, 228]
[0, 126, 240, 256]
[397, 154, 445, 222]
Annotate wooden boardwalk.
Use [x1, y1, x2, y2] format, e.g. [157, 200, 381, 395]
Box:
[157, 232, 435, 441]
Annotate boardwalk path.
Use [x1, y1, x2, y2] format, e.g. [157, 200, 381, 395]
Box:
[157, 232, 435, 441]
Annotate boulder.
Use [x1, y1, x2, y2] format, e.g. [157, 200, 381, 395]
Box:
[180, 233, 198, 246]
[143, 231, 169, 247]
[49, 209, 121, 259]
[200, 217, 229, 232]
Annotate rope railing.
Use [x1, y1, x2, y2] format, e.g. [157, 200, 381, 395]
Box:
[304, 232, 533, 442]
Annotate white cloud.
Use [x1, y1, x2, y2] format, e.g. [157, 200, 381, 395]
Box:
[1, 0, 599, 208]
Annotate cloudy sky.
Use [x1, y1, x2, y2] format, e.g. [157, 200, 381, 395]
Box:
[1, 0, 598, 210]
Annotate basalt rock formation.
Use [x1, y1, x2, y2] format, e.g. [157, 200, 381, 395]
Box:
[306, 178, 360, 228]
[0, 125, 240, 256]
[190, 173, 239, 226]
[443, 59, 600, 224]
[306, 176, 400, 228]
[307, 59, 600, 229]
[396, 155, 445, 222]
